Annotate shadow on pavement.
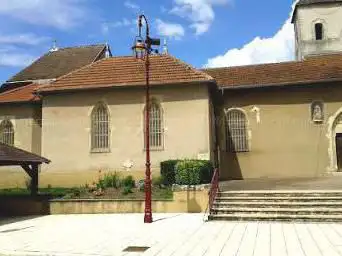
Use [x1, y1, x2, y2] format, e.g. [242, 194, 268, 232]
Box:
[0, 215, 41, 227]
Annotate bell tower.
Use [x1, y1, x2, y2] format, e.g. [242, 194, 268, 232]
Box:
[292, 0, 342, 60]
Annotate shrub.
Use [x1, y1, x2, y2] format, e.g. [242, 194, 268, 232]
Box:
[122, 175, 135, 188]
[175, 159, 214, 185]
[160, 160, 179, 186]
[152, 176, 163, 188]
[122, 186, 133, 195]
[102, 172, 121, 188]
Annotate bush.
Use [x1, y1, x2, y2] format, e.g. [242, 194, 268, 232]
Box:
[122, 186, 133, 195]
[160, 160, 179, 186]
[122, 175, 135, 188]
[102, 172, 121, 188]
[152, 176, 163, 188]
[175, 159, 214, 185]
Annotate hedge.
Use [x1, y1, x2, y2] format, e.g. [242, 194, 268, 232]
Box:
[161, 159, 214, 186]
[160, 160, 179, 186]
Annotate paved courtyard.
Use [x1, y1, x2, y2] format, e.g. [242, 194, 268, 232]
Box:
[1, 214, 342, 256]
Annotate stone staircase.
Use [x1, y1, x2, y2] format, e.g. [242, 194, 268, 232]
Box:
[209, 190, 342, 222]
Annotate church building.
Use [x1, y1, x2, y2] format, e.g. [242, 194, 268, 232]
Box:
[1, 0, 342, 187]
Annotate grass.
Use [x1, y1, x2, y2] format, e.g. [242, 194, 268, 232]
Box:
[0, 187, 76, 198]
[0, 187, 173, 200]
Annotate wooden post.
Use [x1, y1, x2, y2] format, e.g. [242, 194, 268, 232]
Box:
[30, 164, 39, 196]
[21, 164, 39, 196]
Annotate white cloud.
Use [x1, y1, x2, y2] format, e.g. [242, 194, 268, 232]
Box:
[0, 52, 36, 67]
[0, 33, 49, 46]
[101, 18, 135, 35]
[0, 0, 86, 29]
[205, 3, 297, 67]
[170, 0, 230, 35]
[156, 19, 185, 39]
[124, 1, 140, 11]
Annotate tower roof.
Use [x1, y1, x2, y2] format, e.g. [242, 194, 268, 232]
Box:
[292, 0, 342, 23]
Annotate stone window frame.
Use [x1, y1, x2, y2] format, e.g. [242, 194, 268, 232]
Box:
[0, 119, 14, 146]
[312, 19, 327, 41]
[143, 97, 164, 151]
[90, 102, 111, 153]
[224, 108, 250, 153]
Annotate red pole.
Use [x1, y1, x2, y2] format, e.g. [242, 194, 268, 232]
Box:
[144, 15, 152, 223]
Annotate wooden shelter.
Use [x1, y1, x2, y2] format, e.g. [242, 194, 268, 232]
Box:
[0, 143, 50, 195]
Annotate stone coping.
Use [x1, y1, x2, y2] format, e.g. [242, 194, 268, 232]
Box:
[172, 184, 210, 191]
[49, 198, 174, 202]
[218, 190, 342, 193]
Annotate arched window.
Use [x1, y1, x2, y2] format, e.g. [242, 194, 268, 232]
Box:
[144, 99, 163, 149]
[315, 23, 323, 40]
[91, 103, 110, 152]
[225, 109, 248, 152]
[0, 120, 14, 146]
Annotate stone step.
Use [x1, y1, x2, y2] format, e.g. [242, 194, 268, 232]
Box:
[211, 207, 342, 215]
[208, 213, 342, 222]
[217, 191, 342, 197]
[215, 196, 342, 202]
[213, 201, 342, 207]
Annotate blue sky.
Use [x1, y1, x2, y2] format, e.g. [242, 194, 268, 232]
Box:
[0, 0, 295, 84]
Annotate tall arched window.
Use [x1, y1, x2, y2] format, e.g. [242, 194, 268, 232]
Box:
[225, 109, 248, 152]
[315, 23, 323, 40]
[144, 99, 163, 149]
[91, 103, 110, 152]
[0, 120, 14, 146]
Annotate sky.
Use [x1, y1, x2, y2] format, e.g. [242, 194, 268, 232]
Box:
[0, 0, 295, 84]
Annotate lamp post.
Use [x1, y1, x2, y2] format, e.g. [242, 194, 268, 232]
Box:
[132, 15, 160, 223]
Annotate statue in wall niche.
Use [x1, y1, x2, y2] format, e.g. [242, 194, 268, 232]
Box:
[312, 102, 324, 122]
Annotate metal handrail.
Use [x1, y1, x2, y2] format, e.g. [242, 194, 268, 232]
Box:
[204, 168, 219, 221]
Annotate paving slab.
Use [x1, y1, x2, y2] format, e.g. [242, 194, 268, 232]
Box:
[1, 214, 342, 256]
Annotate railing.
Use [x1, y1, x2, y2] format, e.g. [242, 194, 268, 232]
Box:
[204, 168, 219, 221]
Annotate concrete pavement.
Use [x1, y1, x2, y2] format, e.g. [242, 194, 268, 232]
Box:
[1, 214, 342, 255]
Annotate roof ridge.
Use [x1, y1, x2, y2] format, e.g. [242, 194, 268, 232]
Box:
[202, 60, 302, 71]
[165, 54, 214, 81]
[57, 43, 106, 51]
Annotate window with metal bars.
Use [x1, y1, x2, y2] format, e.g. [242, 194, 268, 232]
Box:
[0, 119, 14, 146]
[91, 103, 110, 152]
[225, 110, 249, 152]
[144, 100, 163, 150]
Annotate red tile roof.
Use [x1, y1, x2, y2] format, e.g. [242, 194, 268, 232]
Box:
[37, 54, 214, 93]
[204, 53, 342, 89]
[0, 83, 40, 104]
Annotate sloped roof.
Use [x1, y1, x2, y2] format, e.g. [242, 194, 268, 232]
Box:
[0, 142, 50, 166]
[7, 44, 107, 82]
[204, 53, 342, 89]
[0, 83, 40, 104]
[37, 54, 214, 93]
[292, 0, 342, 23]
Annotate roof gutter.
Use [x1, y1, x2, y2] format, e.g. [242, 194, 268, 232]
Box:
[220, 77, 342, 90]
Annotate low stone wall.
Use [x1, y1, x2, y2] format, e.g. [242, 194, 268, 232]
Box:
[50, 190, 209, 214]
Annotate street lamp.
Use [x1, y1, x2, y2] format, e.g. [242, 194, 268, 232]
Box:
[132, 14, 160, 223]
